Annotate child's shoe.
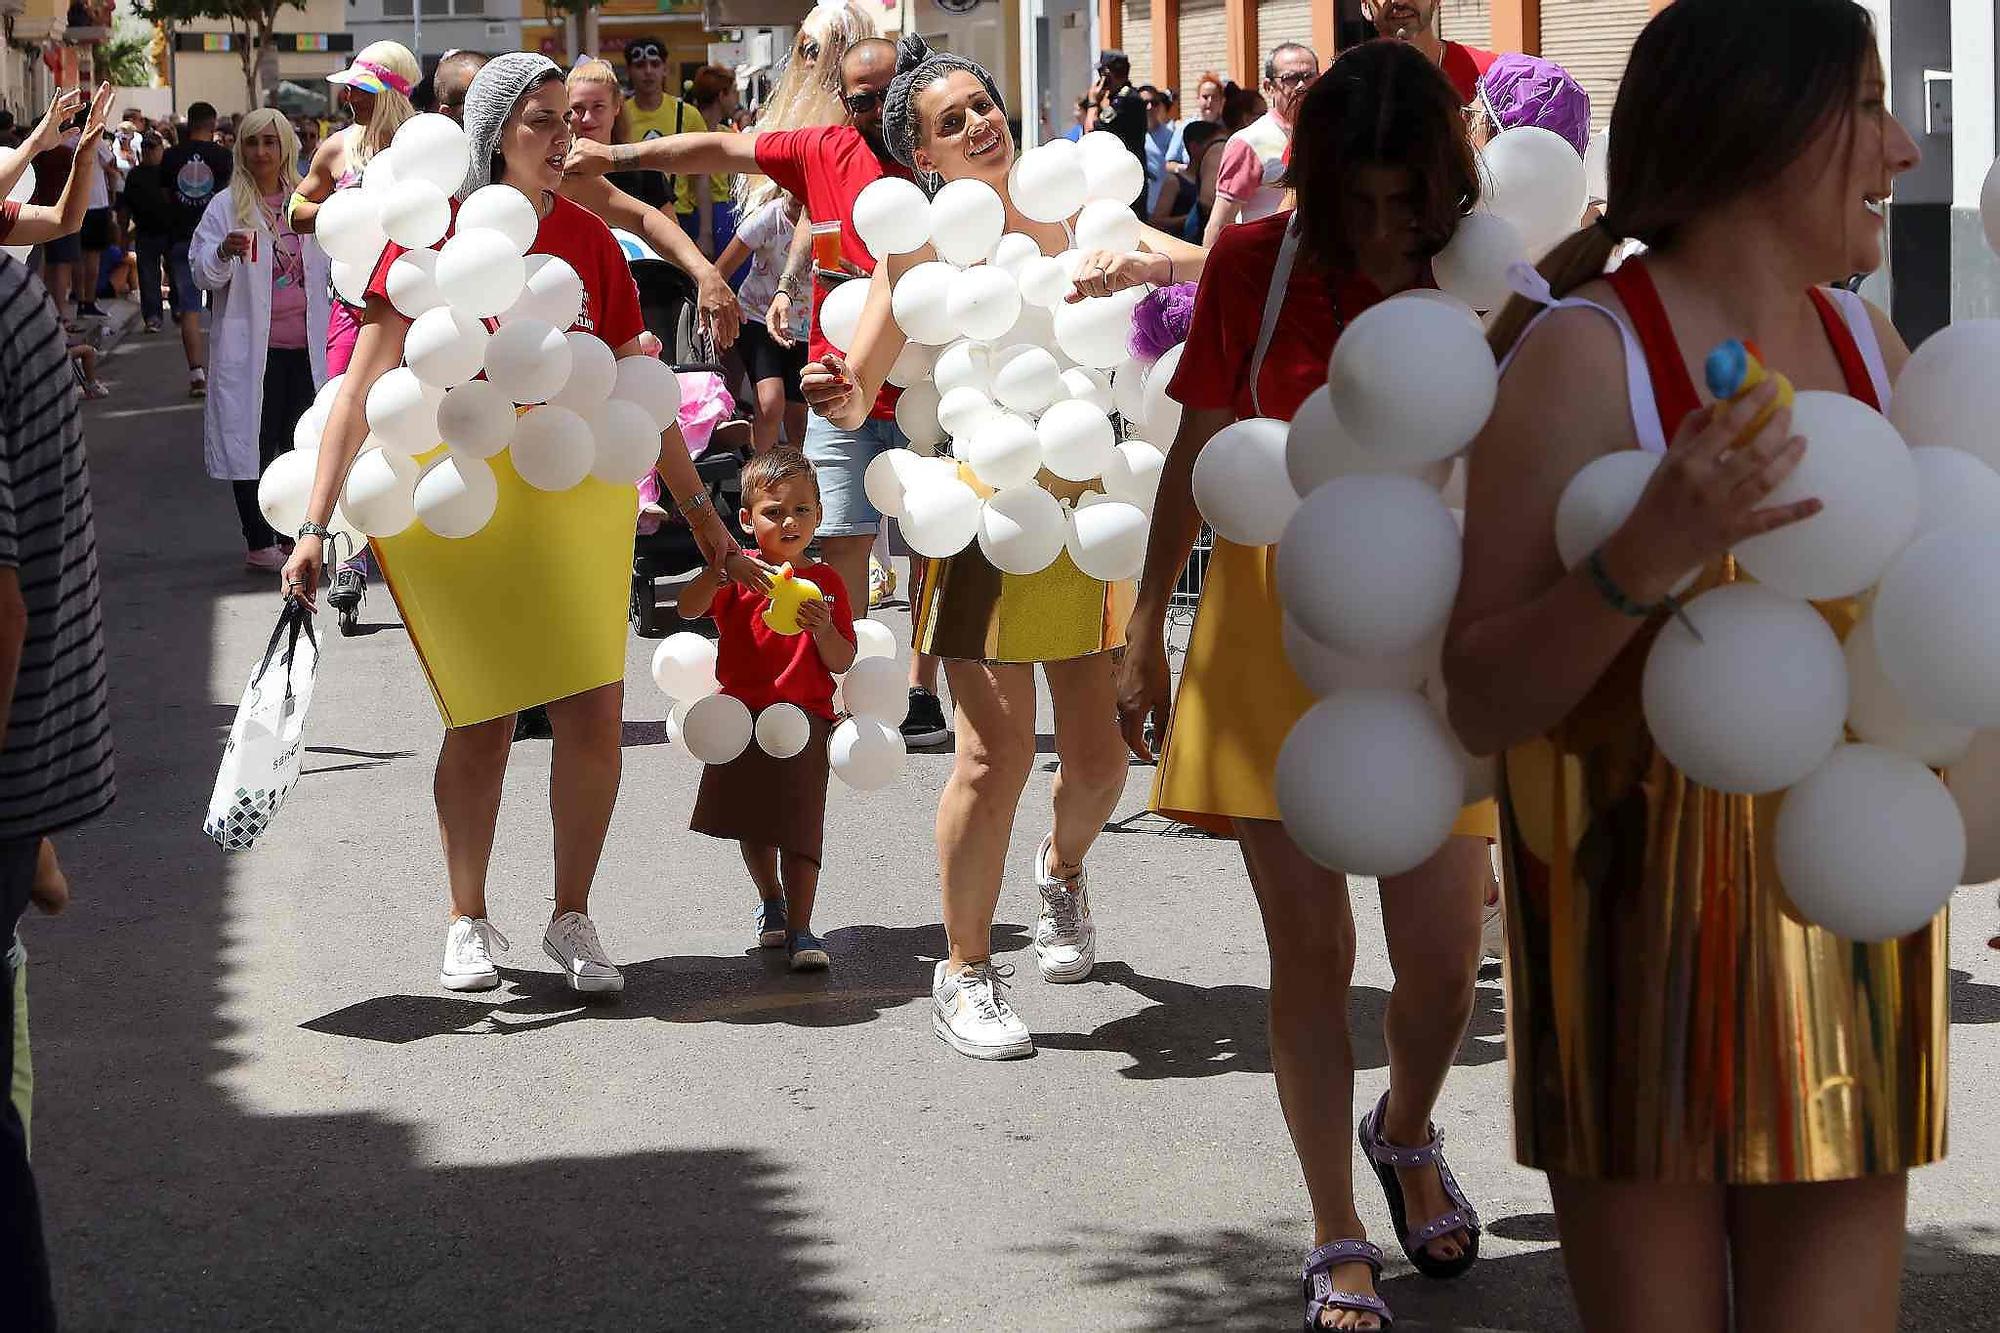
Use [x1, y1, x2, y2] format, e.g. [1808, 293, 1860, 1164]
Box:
[756, 898, 788, 949]
[787, 930, 829, 972]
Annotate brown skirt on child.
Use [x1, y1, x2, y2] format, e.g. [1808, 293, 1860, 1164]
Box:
[690, 711, 832, 865]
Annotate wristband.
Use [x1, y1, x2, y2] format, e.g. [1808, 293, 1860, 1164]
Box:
[286, 190, 309, 226]
[297, 521, 333, 541]
[677, 490, 712, 517]
[1587, 549, 1705, 643]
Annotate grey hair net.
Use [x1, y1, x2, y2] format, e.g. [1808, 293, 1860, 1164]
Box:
[881, 33, 1007, 188]
[459, 51, 562, 198]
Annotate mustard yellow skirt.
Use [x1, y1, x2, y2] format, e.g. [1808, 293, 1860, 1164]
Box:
[1151, 537, 1496, 840]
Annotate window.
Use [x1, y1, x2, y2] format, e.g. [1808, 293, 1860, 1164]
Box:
[381, 0, 483, 15]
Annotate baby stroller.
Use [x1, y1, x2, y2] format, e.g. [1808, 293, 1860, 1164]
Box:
[621, 236, 753, 638]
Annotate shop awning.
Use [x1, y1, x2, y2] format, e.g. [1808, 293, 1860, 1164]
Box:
[701, 0, 816, 29]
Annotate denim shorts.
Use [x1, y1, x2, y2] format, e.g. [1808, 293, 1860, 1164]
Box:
[166, 240, 201, 317]
[803, 412, 908, 539]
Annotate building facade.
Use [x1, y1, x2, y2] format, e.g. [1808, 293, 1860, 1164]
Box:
[344, 0, 521, 74]
[163, 0, 351, 116]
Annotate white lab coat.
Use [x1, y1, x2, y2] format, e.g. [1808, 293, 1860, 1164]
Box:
[191, 192, 333, 481]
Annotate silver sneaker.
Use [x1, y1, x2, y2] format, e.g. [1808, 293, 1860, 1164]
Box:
[931, 960, 1033, 1060]
[1032, 833, 1096, 983]
[542, 910, 624, 994]
[440, 916, 507, 992]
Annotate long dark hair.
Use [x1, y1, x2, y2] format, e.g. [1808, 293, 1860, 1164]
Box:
[1283, 40, 1478, 275]
[1489, 0, 1878, 357]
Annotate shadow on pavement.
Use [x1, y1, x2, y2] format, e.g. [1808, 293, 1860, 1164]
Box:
[33, 335, 858, 1329]
[1949, 966, 2000, 1024]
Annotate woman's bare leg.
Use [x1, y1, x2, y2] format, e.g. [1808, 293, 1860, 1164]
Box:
[1039, 653, 1128, 878]
[435, 715, 515, 921]
[1729, 1175, 1906, 1333]
[1548, 1173, 1729, 1333]
[937, 660, 1037, 968]
[543, 682, 624, 918]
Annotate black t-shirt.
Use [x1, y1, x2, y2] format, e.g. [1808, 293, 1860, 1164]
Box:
[122, 163, 175, 235]
[157, 139, 232, 240]
[1094, 84, 1150, 165]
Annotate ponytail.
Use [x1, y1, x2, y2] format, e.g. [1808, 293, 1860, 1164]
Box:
[1484, 221, 1619, 364]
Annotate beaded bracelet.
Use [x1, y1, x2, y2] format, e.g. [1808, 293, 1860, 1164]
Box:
[1588, 549, 1704, 642]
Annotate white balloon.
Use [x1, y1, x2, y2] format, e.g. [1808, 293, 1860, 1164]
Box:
[891, 261, 962, 344]
[293, 399, 329, 453]
[946, 266, 1023, 342]
[1142, 343, 1185, 443]
[1059, 366, 1114, 413]
[887, 340, 939, 388]
[938, 386, 999, 440]
[652, 632, 720, 699]
[1285, 385, 1451, 497]
[365, 366, 443, 453]
[1111, 356, 1151, 423]
[588, 398, 663, 485]
[1101, 440, 1165, 511]
[504, 254, 584, 330]
[852, 617, 898, 662]
[1641, 582, 1848, 794]
[1391, 288, 1484, 329]
[609, 355, 683, 433]
[1282, 614, 1435, 696]
[361, 146, 403, 198]
[378, 178, 450, 250]
[390, 114, 472, 194]
[413, 454, 499, 538]
[1054, 287, 1144, 369]
[1775, 744, 1963, 941]
[1276, 474, 1463, 658]
[1079, 133, 1145, 205]
[831, 716, 906, 790]
[482, 318, 572, 405]
[1873, 525, 2000, 728]
[1193, 417, 1297, 546]
[1065, 497, 1148, 581]
[841, 654, 906, 722]
[1910, 445, 2000, 535]
[992, 346, 1065, 415]
[405, 306, 490, 388]
[1846, 611, 1975, 766]
[1432, 211, 1527, 313]
[1276, 689, 1465, 877]
[1038, 399, 1117, 481]
[894, 381, 944, 450]
[663, 700, 691, 750]
[852, 176, 932, 257]
[1073, 198, 1142, 253]
[863, 450, 911, 518]
[1480, 126, 1589, 258]
[385, 248, 445, 319]
[817, 277, 870, 354]
[1888, 319, 2000, 470]
[510, 406, 595, 491]
[683, 692, 754, 765]
[549, 333, 618, 414]
[1554, 450, 1661, 570]
[933, 340, 996, 397]
[330, 257, 371, 307]
[901, 475, 982, 557]
[1018, 252, 1079, 309]
[1330, 297, 1497, 466]
[257, 450, 317, 535]
[928, 178, 1006, 267]
[988, 231, 1042, 274]
[1583, 128, 1610, 205]
[1732, 392, 1918, 600]
[1949, 730, 2000, 884]
[754, 702, 813, 760]
[434, 228, 526, 319]
[1013, 140, 1090, 223]
[314, 188, 388, 267]
[341, 447, 420, 537]
[961, 411, 1043, 491]
[456, 185, 540, 255]
[977, 485, 1068, 575]
[435, 380, 517, 460]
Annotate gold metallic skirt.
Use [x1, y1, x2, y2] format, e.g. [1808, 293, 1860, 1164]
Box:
[1498, 572, 1948, 1183]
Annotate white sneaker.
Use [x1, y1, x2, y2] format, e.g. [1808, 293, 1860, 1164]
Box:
[440, 916, 507, 991]
[931, 960, 1033, 1060]
[1032, 833, 1096, 982]
[543, 910, 625, 994]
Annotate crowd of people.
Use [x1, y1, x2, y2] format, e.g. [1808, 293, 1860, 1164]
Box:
[0, 0, 1969, 1329]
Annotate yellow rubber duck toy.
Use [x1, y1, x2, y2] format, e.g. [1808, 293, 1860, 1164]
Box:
[1704, 338, 1795, 443]
[762, 563, 825, 636]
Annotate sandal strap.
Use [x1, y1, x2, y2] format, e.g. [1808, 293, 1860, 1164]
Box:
[1303, 1238, 1384, 1280]
[1305, 1282, 1392, 1326]
[1408, 1205, 1482, 1248]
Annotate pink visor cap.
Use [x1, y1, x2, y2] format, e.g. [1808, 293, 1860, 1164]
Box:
[328, 58, 412, 98]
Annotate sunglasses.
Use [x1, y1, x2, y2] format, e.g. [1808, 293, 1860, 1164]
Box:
[1272, 70, 1317, 89]
[843, 89, 884, 115]
[625, 43, 664, 64]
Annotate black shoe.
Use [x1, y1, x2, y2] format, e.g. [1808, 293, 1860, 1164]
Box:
[142, 318, 161, 334]
[513, 704, 554, 742]
[899, 687, 952, 749]
[76, 303, 106, 318]
[327, 565, 365, 636]
[756, 899, 788, 949]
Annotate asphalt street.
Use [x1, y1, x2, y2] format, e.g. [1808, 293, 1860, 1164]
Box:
[19, 310, 2000, 1330]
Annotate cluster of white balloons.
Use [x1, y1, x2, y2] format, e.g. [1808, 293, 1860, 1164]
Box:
[257, 113, 683, 545]
[1553, 320, 2000, 940]
[1195, 293, 1498, 878]
[1430, 125, 1591, 312]
[837, 134, 1179, 582]
[650, 619, 911, 790]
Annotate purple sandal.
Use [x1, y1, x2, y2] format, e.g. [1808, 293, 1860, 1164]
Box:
[1357, 1091, 1481, 1280]
[1302, 1239, 1393, 1330]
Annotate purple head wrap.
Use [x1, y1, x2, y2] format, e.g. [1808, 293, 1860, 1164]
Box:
[1129, 282, 1199, 363]
[1477, 54, 1591, 157]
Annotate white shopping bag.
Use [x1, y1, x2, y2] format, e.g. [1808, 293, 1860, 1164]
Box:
[203, 603, 320, 851]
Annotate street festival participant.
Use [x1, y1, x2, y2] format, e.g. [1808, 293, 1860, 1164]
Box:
[565, 37, 956, 750]
[1447, 3, 1935, 1330]
[1363, 0, 1496, 102]
[1119, 42, 1490, 1331]
[281, 54, 762, 999]
[798, 36, 1207, 1060]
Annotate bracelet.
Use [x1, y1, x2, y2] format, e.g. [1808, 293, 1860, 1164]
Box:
[297, 521, 333, 541]
[676, 490, 712, 516]
[286, 190, 309, 225]
[1585, 549, 1659, 619]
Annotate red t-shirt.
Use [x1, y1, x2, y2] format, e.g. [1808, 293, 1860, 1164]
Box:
[1441, 42, 1499, 103]
[0, 201, 19, 245]
[1169, 211, 1402, 423]
[704, 561, 857, 719]
[367, 193, 644, 347]
[752, 126, 908, 421]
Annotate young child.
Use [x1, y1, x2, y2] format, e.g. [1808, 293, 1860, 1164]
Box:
[679, 448, 857, 971]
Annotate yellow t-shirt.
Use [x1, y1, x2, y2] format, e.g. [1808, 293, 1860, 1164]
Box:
[627, 95, 698, 215]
